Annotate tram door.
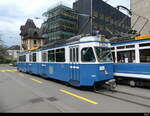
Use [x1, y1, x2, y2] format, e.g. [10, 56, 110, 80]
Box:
[69, 46, 80, 86]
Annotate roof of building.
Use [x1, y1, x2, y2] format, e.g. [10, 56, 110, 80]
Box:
[20, 19, 44, 39]
[8, 45, 20, 50]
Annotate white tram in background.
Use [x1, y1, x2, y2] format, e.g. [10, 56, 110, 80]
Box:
[111, 35, 150, 87]
[17, 35, 116, 88]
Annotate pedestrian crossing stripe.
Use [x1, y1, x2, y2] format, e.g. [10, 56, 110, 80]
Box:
[0, 69, 17, 72]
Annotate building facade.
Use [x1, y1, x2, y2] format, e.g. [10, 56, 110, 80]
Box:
[20, 19, 45, 51]
[73, 0, 131, 39]
[131, 0, 150, 35]
[7, 45, 20, 60]
[41, 5, 78, 44]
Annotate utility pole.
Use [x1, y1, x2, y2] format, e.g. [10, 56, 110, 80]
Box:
[90, 0, 93, 35]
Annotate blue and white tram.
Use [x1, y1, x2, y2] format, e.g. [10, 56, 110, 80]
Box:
[17, 35, 115, 87]
[111, 36, 150, 87]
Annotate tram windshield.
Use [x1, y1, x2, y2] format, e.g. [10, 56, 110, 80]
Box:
[94, 47, 113, 62]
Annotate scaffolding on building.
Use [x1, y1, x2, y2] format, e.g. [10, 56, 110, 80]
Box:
[41, 4, 78, 45]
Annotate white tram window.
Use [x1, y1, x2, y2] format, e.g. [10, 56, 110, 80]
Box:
[139, 43, 150, 47]
[76, 48, 79, 62]
[42, 52, 47, 62]
[70, 47, 79, 62]
[19, 56, 22, 62]
[111, 47, 115, 50]
[56, 48, 65, 62]
[112, 52, 115, 62]
[29, 54, 32, 62]
[117, 50, 135, 63]
[70, 48, 73, 62]
[140, 49, 150, 63]
[126, 45, 135, 48]
[117, 46, 125, 49]
[23, 55, 26, 62]
[32, 53, 36, 62]
[48, 50, 55, 62]
[19, 55, 26, 62]
[81, 47, 96, 62]
[95, 47, 113, 62]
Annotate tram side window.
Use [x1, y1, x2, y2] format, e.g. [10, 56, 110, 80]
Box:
[117, 50, 135, 63]
[19, 56, 22, 62]
[70, 48, 79, 62]
[112, 52, 115, 62]
[19, 55, 26, 62]
[29, 54, 32, 62]
[32, 53, 36, 62]
[48, 50, 55, 62]
[42, 52, 47, 62]
[140, 49, 150, 63]
[81, 47, 96, 62]
[23, 55, 26, 62]
[56, 48, 65, 62]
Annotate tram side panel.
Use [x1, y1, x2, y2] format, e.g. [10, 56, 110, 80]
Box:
[79, 64, 114, 86]
[114, 63, 150, 77]
[46, 63, 69, 82]
[18, 62, 27, 72]
[31, 63, 39, 75]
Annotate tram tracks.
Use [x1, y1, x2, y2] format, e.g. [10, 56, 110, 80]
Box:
[94, 89, 150, 108]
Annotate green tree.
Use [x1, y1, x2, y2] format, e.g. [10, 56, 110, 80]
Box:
[0, 34, 9, 62]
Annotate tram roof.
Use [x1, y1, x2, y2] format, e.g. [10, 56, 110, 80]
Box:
[40, 34, 110, 49]
[112, 34, 150, 46]
[19, 34, 110, 55]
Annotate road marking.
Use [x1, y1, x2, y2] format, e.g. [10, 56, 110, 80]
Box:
[1, 70, 6, 72]
[0, 69, 17, 72]
[30, 78, 43, 84]
[11, 69, 17, 72]
[60, 89, 98, 105]
[6, 70, 13, 72]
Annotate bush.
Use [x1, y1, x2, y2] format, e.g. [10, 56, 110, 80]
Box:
[0, 58, 16, 64]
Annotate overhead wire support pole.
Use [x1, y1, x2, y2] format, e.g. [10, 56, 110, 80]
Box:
[91, 0, 93, 35]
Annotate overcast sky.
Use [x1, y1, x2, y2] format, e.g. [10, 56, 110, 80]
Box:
[0, 0, 130, 46]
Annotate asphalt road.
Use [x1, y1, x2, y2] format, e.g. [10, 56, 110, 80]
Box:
[0, 65, 150, 113]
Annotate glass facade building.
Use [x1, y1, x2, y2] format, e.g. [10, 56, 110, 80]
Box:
[73, 0, 131, 39]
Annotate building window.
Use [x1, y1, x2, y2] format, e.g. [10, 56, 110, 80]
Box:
[33, 40, 37, 45]
[93, 11, 98, 18]
[81, 47, 96, 62]
[56, 48, 65, 62]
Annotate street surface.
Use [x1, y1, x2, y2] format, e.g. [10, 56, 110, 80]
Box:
[0, 64, 150, 113]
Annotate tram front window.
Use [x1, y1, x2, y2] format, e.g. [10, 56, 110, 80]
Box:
[95, 47, 113, 62]
[81, 47, 96, 62]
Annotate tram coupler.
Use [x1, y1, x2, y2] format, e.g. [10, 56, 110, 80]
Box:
[105, 79, 117, 91]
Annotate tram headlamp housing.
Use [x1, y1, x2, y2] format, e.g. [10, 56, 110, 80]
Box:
[105, 79, 117, 89]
